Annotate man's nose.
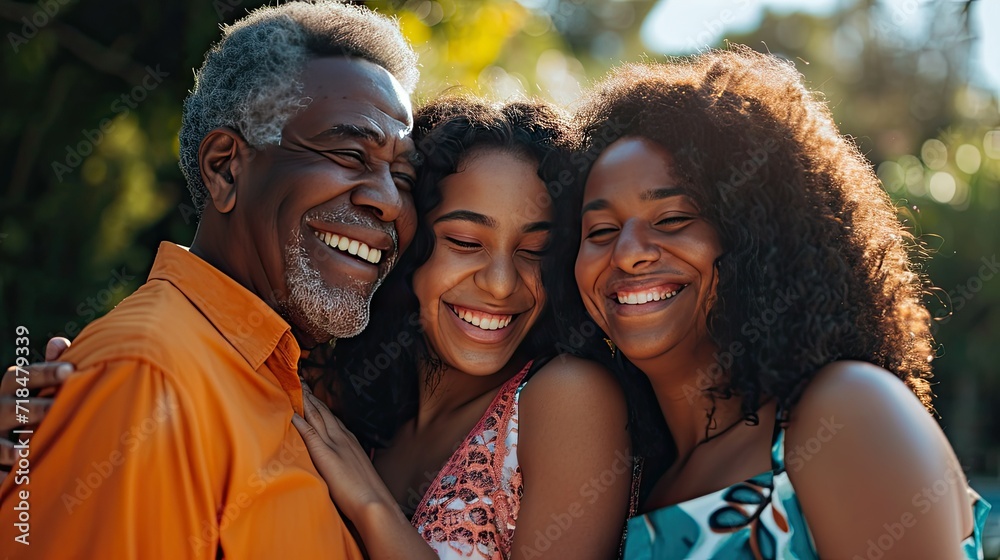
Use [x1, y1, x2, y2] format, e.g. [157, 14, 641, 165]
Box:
[351, 165, 405, 223]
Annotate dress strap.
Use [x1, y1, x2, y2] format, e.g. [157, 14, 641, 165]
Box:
[616, 456, 643, 560]
[770, 406, 790, 472]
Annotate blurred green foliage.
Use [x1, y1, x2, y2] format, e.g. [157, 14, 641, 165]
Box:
[1, 0, 997, 472]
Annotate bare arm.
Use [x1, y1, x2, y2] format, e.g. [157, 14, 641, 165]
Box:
[788, 360, 975, 560]
[509, 355, 632, 560]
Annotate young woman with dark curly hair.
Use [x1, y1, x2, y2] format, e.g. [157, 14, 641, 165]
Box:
[569, 47, 990, 559]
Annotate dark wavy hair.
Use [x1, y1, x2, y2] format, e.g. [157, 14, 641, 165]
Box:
[312, 96, 575, 449]
[570, 47, 936, 430]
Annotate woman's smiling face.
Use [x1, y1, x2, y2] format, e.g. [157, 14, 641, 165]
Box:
[575, 137, 723, 363]
[412, 148, 552, 376]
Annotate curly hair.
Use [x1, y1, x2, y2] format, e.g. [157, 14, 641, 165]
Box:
[572, 47, 936, 426]
[178, 0, 418, 215]
[314, 96, 576, 449]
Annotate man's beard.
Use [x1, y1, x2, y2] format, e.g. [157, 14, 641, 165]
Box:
[281, 231, 377, 341]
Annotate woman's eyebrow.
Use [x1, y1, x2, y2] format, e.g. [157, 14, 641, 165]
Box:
[640, 187, 685, 201]
[581, 198, 609, 216]
[434, 210, 497, 228]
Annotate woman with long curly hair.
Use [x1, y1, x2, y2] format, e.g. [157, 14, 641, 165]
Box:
[570, 47, 990, 558]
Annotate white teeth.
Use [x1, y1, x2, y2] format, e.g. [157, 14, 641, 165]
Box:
[452, 306, 514, 331]
[616, 286, 685, 305]
[314, 229, 383, 264]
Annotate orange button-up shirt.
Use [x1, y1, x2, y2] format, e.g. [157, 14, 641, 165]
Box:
[0, 242, 362, 559]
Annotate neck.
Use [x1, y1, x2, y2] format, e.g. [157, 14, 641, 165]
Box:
[190, 220, 325, 348]
[190, 218, 258, 299]
[412, 351, 526, 431]
[633, 342, 744, 458]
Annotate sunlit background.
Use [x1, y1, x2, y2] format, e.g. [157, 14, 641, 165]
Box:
[1, 0, 998, 551]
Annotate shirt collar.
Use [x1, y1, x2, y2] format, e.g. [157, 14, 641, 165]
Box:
[147, 242, 302, 396]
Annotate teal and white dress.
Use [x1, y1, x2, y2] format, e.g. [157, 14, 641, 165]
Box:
[623, 417, 992, 559]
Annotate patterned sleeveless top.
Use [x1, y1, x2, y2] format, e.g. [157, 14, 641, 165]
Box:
[623, 418, 992, 559]
[410, 363, 532, 559]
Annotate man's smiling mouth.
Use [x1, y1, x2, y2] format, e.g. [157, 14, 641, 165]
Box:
[312, 230, 382, 264]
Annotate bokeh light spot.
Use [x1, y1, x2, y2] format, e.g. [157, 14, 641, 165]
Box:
[955, 144, 981, 175]
[928, 171, 956, 204]
[921, 138, 947, 170]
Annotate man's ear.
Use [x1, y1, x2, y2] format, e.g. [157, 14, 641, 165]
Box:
[198, 127, 251, 214]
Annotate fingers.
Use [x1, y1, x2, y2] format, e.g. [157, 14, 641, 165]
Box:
[300, 397, 337, 447]
[1, 362, 73, 395]
[45, 337, 71, 361]
[291, 412, 316, 440]
[292, 413, 335, 458]
[304, 390, 342, 427]
[0, 397, 53, 432]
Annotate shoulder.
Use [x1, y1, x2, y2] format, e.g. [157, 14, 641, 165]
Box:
[786, 360, 973, 556]
[518, 354, 627, 415]
[517, 355, 629, 451]
[64, 279, 216, 376]
[794, 359, 927, 411]
[785, 360, 942, 460]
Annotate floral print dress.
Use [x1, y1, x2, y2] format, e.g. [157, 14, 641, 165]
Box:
[623, 420, 992, 559]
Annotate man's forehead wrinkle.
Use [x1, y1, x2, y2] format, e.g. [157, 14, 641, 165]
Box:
[368, 104, 413, 135]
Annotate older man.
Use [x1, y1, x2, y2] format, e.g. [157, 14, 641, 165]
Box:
[0, 2, 418, 558]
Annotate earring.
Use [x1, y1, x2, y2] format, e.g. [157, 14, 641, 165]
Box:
[603, 337, 617, 358]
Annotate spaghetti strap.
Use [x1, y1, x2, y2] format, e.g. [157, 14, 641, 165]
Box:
[770, 406, 789, 472]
